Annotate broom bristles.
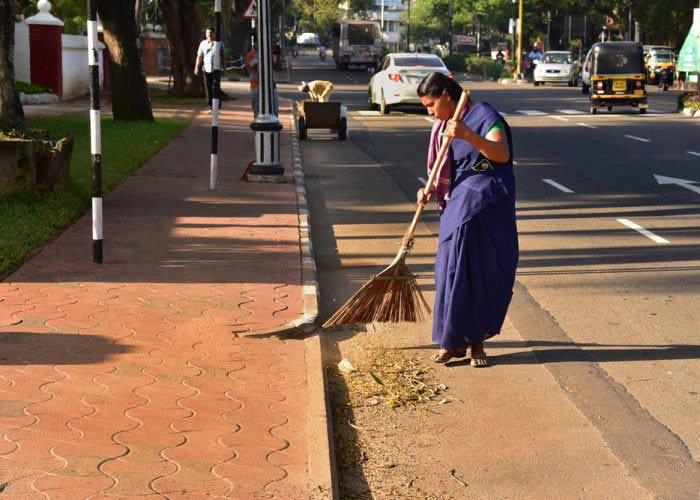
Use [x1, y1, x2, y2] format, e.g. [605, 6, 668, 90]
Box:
[322, 256, 431, 328]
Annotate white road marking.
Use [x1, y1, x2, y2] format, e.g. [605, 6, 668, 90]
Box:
[513, 161, 519, 165]
[625, 134, 650, 143]
[424, 117, 436, 123]
[500, 111, 509, 116]
[617, 219, 669, 244]
[577, 122, 598, 129]
[357, 110, 380, 116]
[542, 178, 574, 193]
[687, 151, 700, 157]
[654, 174, 700, 195]
[549, 116, 569, 122]
[517, 110, 547, 116]
[556, 109, 585, 115]
[418, 177, 427, 186]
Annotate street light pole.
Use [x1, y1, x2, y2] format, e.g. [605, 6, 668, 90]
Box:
[516, 0, 523, 77]
[87, 0, 102, 264]
[448, 0, 453, 55]
[407, 0, 411, 51]
[210, 0, 222, 190]
[247, 0, 284, 182]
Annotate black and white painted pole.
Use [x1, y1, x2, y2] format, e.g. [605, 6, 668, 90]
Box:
[87, 0, 102, 263]
[210, 0, 222, 190]
[247, 0, 284, 182]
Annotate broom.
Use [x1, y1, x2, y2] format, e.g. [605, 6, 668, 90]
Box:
[323, 89, 470, 328]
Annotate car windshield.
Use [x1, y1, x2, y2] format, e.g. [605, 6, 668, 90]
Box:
[393, 57, 444, 68]
[595, 51, 643, 74]
[543, 53, 571, 64]
[653, 53, 673, 62]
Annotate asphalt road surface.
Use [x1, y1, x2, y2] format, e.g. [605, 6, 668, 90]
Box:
[278, 56, 700, 495]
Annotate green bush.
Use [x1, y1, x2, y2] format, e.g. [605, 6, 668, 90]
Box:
[681, 92, 700, 111]
[465, 57, 510, 80]
[442, 53, 467, 72]
[16, 81, 50, 95]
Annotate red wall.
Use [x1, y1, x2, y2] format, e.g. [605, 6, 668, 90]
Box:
[29, 24, 63, 97]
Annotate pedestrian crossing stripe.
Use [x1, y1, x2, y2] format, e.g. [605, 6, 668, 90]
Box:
[356, 110, 380, 116]
[556, 109, 585, 114]
[516, 110, 547, 115]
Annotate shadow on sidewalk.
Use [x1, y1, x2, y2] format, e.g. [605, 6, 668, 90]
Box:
[0, 332, 130, 364]
[400, 340, 700, 365]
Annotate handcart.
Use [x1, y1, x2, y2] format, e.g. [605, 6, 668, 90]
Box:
[296, 101, 347, 140]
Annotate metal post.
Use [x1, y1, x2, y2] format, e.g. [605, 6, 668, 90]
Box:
[448, 0, 453, 55]
[512, 0, 517, 64]
[407, 0, 411, 51]
[210, 0, 222, 190]
[628, 4, 632, 41]
[381, 0, 384, 31]
[516, 0, 523, 77]
[248, 0, 284, 181]
[87, 0, 102, 264]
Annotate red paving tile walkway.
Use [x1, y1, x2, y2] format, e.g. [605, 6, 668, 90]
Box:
[0, 100, 328, 498]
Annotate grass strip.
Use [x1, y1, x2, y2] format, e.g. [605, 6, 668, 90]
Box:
[0, 116, 189, 276]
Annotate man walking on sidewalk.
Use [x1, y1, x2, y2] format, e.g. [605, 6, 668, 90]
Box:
[194, 28, 225, 111]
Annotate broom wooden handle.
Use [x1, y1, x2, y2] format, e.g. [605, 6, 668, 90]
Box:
[399, 90, 470, 252]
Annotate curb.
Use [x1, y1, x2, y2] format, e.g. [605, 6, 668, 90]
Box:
[289, 107, 339, 499]
[681, 107, 700, 117]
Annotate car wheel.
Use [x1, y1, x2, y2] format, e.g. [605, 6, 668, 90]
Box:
[533, 80, 539, 86]
[379, 90, 391, 115]
[367, 89, 376, 110]
[298, 117, 307, 140]
[338, 117, 347, 140]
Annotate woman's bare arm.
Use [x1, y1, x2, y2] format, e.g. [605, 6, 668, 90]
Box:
[444, 119, 510, 164]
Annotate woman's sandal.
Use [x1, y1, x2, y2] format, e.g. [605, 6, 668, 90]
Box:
[470, 355, 489, 367]
[431, 348, 468, 364]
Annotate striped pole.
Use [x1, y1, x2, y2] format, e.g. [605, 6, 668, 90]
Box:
[210, 0, 222, 189]
[87, 0, 102, 263]
[247, 0, 284, 182]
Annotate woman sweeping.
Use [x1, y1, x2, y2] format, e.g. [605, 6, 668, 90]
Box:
[417, 72, 519, 366]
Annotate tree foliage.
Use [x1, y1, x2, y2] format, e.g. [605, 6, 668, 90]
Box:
[408, 0, 698, 52]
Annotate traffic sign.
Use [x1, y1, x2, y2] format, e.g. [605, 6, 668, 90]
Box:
[243, 0, 257, 19]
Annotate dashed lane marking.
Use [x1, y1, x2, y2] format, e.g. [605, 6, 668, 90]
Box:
[542, 179, 574, 193]
[625, 134, 651, 143]
[418, 177, 427, 186]
[556, 109, 585, 115]
[577, 122, 598, 129]
[549, 116, 569, 122]
[617, 218, 670, 244]
[687, 151, 700, 157]
[516, 110, 547, 116]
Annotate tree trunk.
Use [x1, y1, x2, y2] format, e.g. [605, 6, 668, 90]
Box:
[96, 0, 153, 121]
[0, 0, 25, 130]
[158, 0, 203, 97]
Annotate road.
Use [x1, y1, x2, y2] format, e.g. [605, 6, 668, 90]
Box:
[277, 56, 700, 496]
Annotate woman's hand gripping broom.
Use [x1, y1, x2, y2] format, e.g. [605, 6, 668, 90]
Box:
[323, 90, 470, 328]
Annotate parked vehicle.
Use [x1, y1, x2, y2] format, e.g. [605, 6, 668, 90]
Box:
[368, 53, 452, 114]
[584, 42, 647, 114]
[533, 51, 579, 86]
[332, 20, 381, 71]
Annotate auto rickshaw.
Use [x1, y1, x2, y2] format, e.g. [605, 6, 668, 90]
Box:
[588, 41, 647, 114]
[645, 48, 675, 90]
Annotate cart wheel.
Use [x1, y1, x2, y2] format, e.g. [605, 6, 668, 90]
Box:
[380, 91, 391, 115]
[590, 107, 597, 115]
[298, 117, 307, 140]
[338, 117, 347, 140]
[607, 105, 613, 111]
[639, 108, 647, 114]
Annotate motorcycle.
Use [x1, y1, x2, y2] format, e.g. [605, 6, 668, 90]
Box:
[319, 50, 326, 61]
[657, 67, 673, 91]
[292, 49, 298, 59]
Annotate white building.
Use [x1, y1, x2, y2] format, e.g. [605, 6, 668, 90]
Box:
[367, 0, 405, 51]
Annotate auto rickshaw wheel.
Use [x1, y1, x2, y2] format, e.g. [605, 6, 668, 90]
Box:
[607, 105, 613, 111]
[338, 117, 347, 140]
[298, 117, 307, 140]
[590, 107, 597, 115]
[640, 108, 647, 114]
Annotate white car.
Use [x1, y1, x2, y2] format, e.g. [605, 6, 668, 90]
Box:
[368, 53, 452, 114]
[533, 51, 579, 86]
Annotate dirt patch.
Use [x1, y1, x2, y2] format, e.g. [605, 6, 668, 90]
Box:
[324, 324, 470, 499]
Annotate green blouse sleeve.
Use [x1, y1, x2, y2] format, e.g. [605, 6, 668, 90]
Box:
[487, 118, 506, 135]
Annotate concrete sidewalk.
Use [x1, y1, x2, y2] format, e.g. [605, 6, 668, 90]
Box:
[0, 99, 332, 497]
